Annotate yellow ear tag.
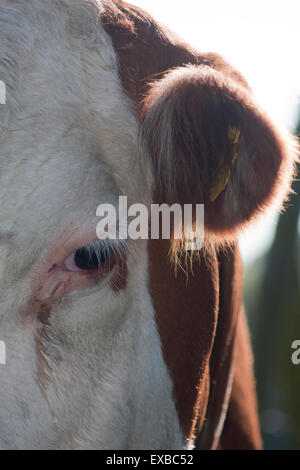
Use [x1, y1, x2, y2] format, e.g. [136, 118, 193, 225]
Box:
[228, 125, 241, 145]
[209, 165, 231, 203]
[209, 125, 241, 202]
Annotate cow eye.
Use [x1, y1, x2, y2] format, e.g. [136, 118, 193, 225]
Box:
[74, 246, 107, 270]
[63, 242, 110, 273]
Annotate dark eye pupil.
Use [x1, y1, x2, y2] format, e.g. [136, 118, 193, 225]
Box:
[74, 247, 107, 271]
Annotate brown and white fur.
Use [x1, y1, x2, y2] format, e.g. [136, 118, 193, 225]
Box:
[0, 0, 298, 450]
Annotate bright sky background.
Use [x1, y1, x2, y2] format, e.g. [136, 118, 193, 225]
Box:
[129, 0, 300, 264]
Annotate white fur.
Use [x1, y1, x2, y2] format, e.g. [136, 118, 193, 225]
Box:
[0, 0, 182, 449]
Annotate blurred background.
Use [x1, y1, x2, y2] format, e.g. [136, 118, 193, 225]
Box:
[130, 0, 300, 449]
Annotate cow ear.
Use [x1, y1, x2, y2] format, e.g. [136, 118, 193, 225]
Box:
[141, 65, 299, 241]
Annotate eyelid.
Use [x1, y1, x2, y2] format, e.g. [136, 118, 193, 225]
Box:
[62, 240, 110, 273]
[62, 239, 128, 273]
[85, 239, 128, 265]
[32, 238, 129, 306]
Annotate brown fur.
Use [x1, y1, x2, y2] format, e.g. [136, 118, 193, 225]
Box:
[194, 247, 260, 449]
[141, 65, 298, 238]
[102, 1, 298, 241]
[218, 308, 262, 450]
[149, 239, 219, 440]
[101, 1, 249, 107]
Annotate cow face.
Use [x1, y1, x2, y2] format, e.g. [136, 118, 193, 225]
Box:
[0, 0, 298, 450]
[0, 0, 182, 449]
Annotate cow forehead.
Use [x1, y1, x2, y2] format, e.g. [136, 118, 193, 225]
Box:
[0, 0, 140, 181]
[0, 0, 110, 107]
[0, 0, 146, 214]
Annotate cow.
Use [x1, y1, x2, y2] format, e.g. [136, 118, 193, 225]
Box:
[0, 0, 298, 450]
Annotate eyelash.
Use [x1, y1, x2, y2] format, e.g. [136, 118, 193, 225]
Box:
[63, 239, 128, 273]
[80, 240, 111, 266]
[87, 239, 127, 264]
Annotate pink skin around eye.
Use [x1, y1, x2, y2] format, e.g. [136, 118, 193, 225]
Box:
[30, 232, 116, 306]
[36, 254, 102, 303]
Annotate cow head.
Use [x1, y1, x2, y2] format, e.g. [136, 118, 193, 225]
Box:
[0, 0, 298, 449]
